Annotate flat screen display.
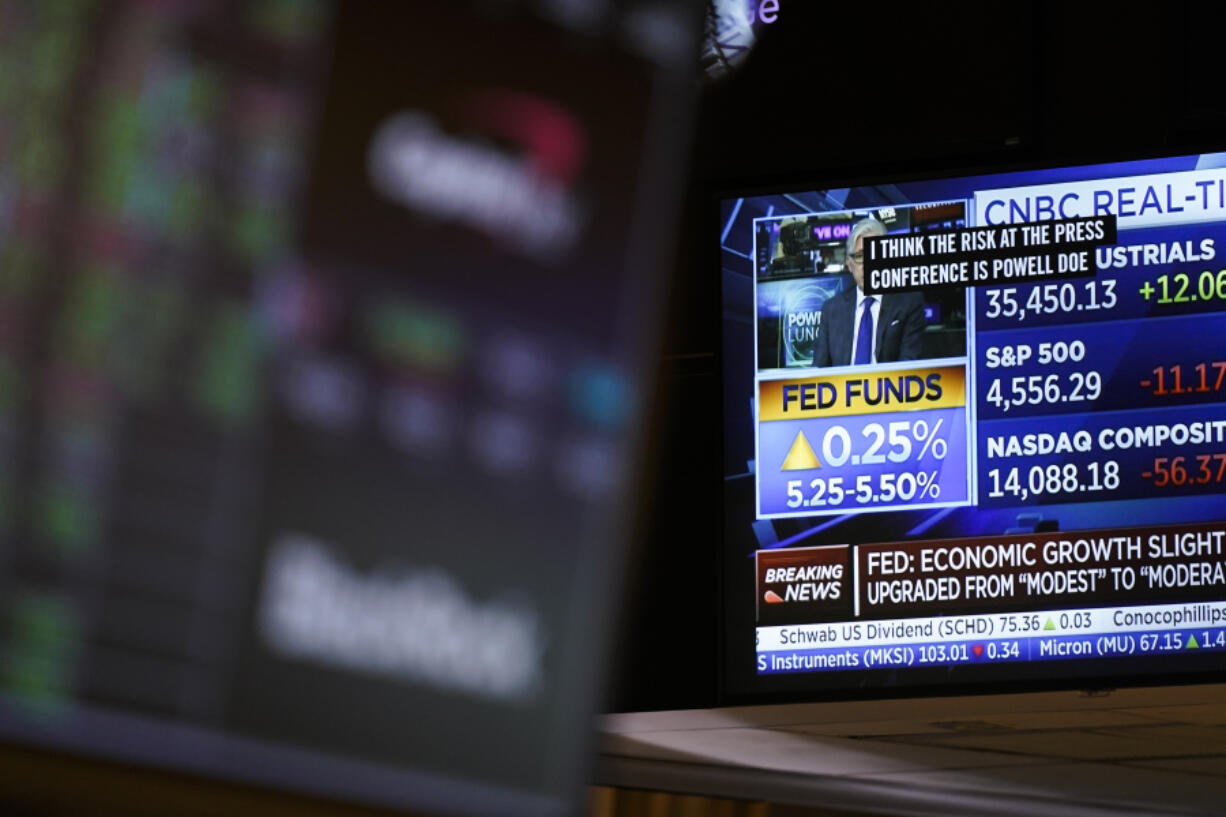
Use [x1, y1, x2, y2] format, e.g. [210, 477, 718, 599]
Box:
[0, 2, 695, 814]
[721, 150, 1226, 698]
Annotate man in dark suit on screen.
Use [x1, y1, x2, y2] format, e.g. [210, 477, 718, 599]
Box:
[812, 217, 926, 368]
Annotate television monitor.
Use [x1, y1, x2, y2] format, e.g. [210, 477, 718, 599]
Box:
[721, 149, 1226, 700]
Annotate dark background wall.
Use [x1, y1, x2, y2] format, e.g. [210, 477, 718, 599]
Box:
[608, 1, 1226, 713]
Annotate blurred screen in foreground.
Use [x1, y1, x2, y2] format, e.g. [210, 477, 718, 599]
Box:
[0, 1, 697, 815]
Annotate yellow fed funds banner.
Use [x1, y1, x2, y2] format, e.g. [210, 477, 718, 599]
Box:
[759, 365, 966, 422]
[755, 362, 973, 518]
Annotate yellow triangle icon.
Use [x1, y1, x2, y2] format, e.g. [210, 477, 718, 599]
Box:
[781, 430, 821, 471]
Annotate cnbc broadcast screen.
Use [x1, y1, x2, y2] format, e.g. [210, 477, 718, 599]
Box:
[720, 150, 1226, 698]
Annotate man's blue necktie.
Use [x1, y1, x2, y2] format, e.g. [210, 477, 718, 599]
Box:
[854, 297, 875, 365]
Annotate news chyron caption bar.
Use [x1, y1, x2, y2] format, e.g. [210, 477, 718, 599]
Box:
[729, 149, 1226, 692]
[754, 522, 1226, 674]
[860, 217, 1116, 295]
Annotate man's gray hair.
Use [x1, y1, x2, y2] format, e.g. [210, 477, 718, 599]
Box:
[846, 216, 887, 258]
